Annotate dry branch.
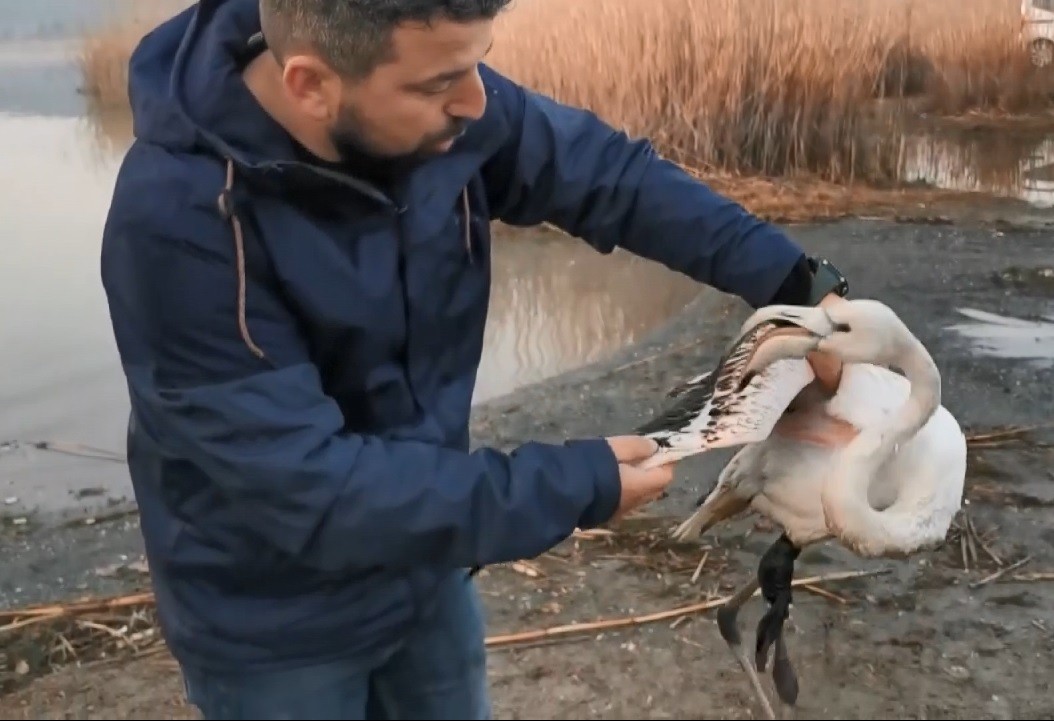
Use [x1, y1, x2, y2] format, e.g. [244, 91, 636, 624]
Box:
[485, 568, 889, 648]
[0, 592, 153, 624]
[969, 555, 1034, 588]
[965, 423, 1053, 447]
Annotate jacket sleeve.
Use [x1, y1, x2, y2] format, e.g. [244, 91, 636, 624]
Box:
[101, 192, 622, 576]
[479, 66, 807, 310]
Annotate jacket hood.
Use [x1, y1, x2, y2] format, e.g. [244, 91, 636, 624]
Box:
[128, 0, 291, 165]
[127, 0, 399, 203]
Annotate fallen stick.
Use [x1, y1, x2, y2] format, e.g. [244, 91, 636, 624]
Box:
[1012, 572, 1054, 582]
[484, 568, 889, 648]
[800, 583, 849, 605]
[969, 555, 1032, 589]
[0, 592, 154, 624]
[690, 551, 710, 584]
[965, 422, 1053, 446]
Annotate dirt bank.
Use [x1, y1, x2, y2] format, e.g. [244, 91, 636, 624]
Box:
[2, 217, 1053, 719]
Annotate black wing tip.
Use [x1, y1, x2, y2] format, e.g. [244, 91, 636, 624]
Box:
[665, 372, 713, 399]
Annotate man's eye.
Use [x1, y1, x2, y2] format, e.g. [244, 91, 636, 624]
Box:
[421, 81, 453, 95]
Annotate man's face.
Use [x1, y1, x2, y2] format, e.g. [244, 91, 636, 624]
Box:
[281, 17, 495, 167]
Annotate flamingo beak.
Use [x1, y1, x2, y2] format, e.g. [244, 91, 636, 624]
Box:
[737, 305, 843, 382]
[740, 330, 822, 382]
[740, 304, 838, 338]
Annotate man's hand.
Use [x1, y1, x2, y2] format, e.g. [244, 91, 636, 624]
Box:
[807, 292, 847, 393]
[604, 436, 676, 521]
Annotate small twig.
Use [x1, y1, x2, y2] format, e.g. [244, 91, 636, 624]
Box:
[0, 615, 54, 633]
[75, 619, 126, 639]
[969, 555, 1033, 589]
[54, 633, 77, 660]
[0, 592, 155, 623]
[678, 635, 706, 650]
[691, 552, 710, 584]
[507, 561, 543, 578]
[1010, 571, 1054, 582]
[965, 516, 979, 567]
[595, 554, 647, 563]
[800, 583, 849, 604]
[969, 515, 1003, 566]
[484, 568, 889, 648]
[965, 423, 1050, 445]
[76, 642, 168, 670]
[488, 635, 594, 653]
[572, 529, 614, 540]
[1, 440, 127, 463]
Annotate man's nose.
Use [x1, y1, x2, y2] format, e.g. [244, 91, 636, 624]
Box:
[447, 68, 487, 122]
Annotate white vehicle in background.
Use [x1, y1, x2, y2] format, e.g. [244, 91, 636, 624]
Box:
[1023, 0, 1054, 67]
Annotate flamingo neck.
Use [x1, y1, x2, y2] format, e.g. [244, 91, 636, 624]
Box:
[820, 335, 942, 556]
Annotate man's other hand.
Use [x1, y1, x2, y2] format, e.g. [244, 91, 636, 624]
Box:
[604, 436, 676, 521]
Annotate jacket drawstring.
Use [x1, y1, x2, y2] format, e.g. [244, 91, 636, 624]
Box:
[462, 186, 473, 264]
[215, 165, 472, 360]
[216, 158, 267, 361]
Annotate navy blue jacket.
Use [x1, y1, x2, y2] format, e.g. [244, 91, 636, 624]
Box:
[100, 0, 806, 672]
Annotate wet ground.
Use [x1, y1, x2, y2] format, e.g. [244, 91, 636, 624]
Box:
[4, 3, 1054, 719]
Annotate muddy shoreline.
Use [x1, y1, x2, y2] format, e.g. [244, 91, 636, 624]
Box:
[2, 215, 1053, 719]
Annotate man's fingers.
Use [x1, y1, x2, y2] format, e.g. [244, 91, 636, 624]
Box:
[806, 350, 842, 393]
[623, 462, 676, 494]
[611, 461, 678, 524]
[649, 463, 676, 490]
[607, 435, 660, 463]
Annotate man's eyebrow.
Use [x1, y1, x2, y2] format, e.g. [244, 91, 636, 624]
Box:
[416, 39, 494, 86]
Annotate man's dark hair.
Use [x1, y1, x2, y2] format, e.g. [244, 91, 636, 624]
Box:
[259, 0, 514, 78]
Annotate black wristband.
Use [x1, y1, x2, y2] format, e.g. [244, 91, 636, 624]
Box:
[768, 255, 813, 306]
[805, 257, 849, 305]
[767, 255, 849, 308]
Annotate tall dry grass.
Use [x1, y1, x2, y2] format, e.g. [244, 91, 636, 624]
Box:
[78, 0, 1051, 184]
[484, 0, 1050, 182]
[79, 20, 155, 109]
[78, 0, 191, 109]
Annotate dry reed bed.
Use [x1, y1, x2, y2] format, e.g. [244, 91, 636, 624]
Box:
[79, 0, 1051, 185]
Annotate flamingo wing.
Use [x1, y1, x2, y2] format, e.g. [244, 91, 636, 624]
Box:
[637, 356, 816, 468]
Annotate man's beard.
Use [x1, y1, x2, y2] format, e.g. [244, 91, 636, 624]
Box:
[328, 111, 470, 184]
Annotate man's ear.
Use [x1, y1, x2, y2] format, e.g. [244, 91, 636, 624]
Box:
[281, 54, 341, 123]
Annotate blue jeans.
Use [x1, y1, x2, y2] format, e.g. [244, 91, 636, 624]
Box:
[179, 572, 491, 720]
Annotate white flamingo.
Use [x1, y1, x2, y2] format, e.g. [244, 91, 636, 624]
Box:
[633, 298, 967, 719]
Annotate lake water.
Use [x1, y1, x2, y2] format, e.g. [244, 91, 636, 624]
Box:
[0, 3, 704, 523]
[902, 128, 1054, 208]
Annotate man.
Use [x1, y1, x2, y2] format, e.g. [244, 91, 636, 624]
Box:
[99, 0, 848, 718]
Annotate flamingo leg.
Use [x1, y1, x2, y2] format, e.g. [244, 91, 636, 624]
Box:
[755, 534, 801, 711]
[773, 635, 798, 720]
[716, 575, 776, 720]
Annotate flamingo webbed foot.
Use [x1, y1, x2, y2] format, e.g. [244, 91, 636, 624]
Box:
[773, 635, 799, 709]
[756, 533, 801, 708]
[715, 578, 775, 720]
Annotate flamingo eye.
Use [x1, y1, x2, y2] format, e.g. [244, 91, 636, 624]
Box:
[833, 322, 851, 333]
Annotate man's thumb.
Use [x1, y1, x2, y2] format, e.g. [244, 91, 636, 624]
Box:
[607, 435, 660, 462]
